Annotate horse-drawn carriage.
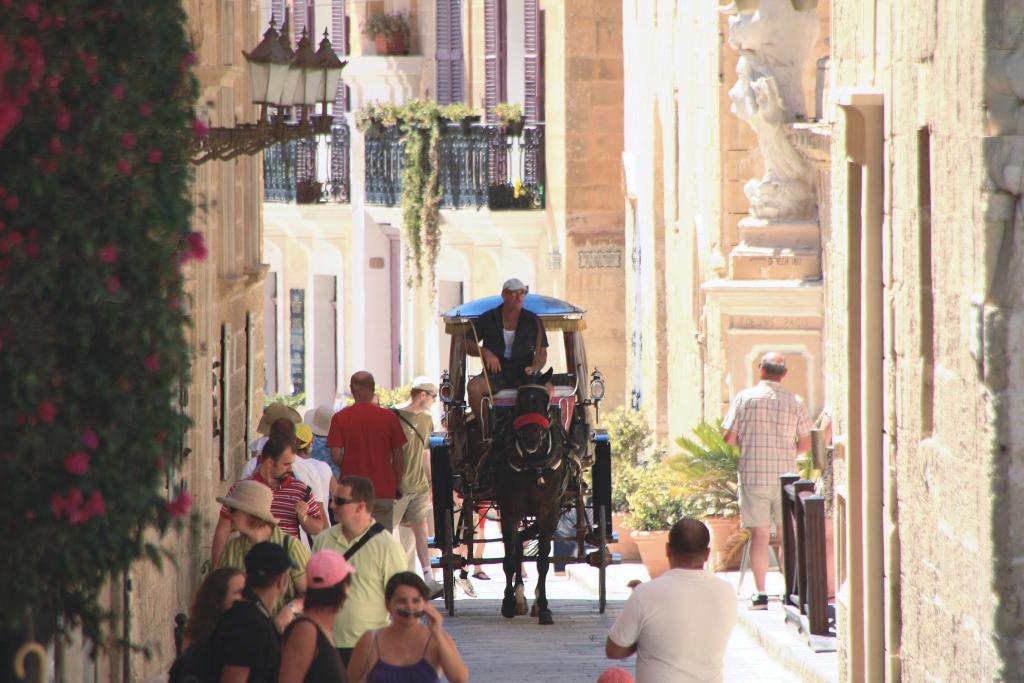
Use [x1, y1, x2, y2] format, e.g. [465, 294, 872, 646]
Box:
[429, 294, 617, 622]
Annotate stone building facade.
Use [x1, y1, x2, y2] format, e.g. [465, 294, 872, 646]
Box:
[624, 0, 1024, 680]
[263, 0, 626, 408]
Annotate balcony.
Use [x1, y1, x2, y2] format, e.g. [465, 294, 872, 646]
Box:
[364, 123, 545, 210]
[263, 124, 351, 204]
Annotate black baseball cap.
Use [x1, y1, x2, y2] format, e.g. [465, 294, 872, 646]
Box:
[244, 541, 295, 579]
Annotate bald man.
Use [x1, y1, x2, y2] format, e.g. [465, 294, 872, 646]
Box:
[606, 519, 736, 682]
[722, 352, 812, 610]
[327, 371, 407, 529]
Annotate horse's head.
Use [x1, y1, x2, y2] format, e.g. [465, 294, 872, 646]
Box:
[512, 368, 554, 456]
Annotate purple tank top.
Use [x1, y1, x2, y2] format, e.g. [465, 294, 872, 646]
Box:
[366, 631, 439, 683]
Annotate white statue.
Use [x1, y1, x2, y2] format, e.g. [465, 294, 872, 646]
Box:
[727, 0, 819, 220]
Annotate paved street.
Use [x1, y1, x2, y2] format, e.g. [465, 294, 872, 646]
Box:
[440, 561, 799, 682]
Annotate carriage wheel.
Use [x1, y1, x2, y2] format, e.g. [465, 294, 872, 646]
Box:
[598, 504, 608, 614]
[443, 514, 456, 616]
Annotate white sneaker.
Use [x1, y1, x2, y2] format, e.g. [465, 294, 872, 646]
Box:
[456, 575, 476, 597]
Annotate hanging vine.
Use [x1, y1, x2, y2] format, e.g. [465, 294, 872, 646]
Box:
[357, 100, 471, 293]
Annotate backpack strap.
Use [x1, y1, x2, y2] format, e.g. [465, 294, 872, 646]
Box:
[344, 522, 386, 561]
[392, 408, 426, 449]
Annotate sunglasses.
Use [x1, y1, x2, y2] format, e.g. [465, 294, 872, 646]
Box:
[333, 496, 358, 506]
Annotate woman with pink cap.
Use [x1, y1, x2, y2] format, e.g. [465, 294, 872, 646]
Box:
[279, 550, 355, 682]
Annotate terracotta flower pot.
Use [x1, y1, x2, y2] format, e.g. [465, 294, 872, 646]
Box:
[704, 515, 742, 572]
[631, 530, 670, 579]
[374, 32, 407, 56]
[608, 512, 641, 562]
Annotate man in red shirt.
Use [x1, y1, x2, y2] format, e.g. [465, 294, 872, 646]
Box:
[210, 436, 326, 565]
[328, 371, 407, 528]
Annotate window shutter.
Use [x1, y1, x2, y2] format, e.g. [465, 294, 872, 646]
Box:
[332, 0, 348, 112]
[271, 0, 285, 28]
[524, 0, 540, 123]
[436, 0, 464, 105]
[292, 1, 314, 184]
[484, 0, 506, 122]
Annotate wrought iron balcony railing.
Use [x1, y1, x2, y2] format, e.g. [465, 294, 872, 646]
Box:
[365, 123, 545, 210]
[263, 123, 351, 204]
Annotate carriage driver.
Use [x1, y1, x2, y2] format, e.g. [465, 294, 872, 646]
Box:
[466, 278, 549, 421]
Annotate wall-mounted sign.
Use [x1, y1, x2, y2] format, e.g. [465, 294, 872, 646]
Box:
[578, 248, 623, 269]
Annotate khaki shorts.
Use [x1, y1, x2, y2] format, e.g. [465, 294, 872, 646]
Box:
[739, 484, 782, 530]
[371, 498, 396, 529]
[396, 489, 431, 525]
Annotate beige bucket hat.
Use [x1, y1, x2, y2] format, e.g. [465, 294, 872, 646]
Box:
[304, 404, 334, 437]
[216, 480, 278, 525]
[256, 402, 302, 435]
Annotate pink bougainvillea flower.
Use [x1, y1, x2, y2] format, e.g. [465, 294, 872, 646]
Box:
[36, 400, 56, 423]
[48, 136, 63, 155]
[22, 3, 39, 21]
[116, 158, 132, 175]
[25, 242, 39, 258]
[6, 230, 21, 247]
[82, 490, 106, 519]
[182, 51, 197, 66]
[184, 231, 207, 262]
[97, 244, 118, 263]
[191, 118, 209, 139]
[112, 83, 125, 101]
[55, 107, 70, 130]
[3, 195, 16, 211]
[105, 275, 120, 293]
[77, 49, 97, 74]
[0, 37, 12, 73]
[0, 100, 23, 146]
[146, 149, 163, 164]
[16, 37, 44, 88]
[119, 132, 135, 149]
[81, 428, 99, 451]
[139, 102, 153, 118]
[64, 451, 89, 475]
[144, 353, 160, 372]
[167, 490, 192, 519]
[45, 74, 61, 94]
[50, 492, 64, 517]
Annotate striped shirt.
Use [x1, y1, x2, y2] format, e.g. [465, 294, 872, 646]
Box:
[219, 472, 324, 538]
[216, 525, 309, 613]
[722, 380, 813, 487]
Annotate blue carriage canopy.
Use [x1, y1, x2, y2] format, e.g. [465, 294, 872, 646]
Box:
[442, 294, 587, 334]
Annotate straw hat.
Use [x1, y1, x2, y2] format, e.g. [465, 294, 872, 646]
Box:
[304, 404, 334, 437]
[216, 480, 278, 525]
[256, 402, 301, 435]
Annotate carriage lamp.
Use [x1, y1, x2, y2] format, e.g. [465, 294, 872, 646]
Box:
[590, 368, 606, 402]
[191, 19, 347, 164]
[439, 370, 453, 405]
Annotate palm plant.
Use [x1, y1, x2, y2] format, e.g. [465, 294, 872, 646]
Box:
[669, 419, 740, 517]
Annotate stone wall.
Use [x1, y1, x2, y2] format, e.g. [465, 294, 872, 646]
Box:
[824, 0, 1021, 678]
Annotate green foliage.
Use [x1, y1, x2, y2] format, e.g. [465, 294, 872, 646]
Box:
[494, 102, 524, 125]
[440, 103, 476, 121]
[610, 458, 644, 513]
[626, 462, 701, 531]
[669, 420, 740, 517]
[263, 392, 306, 410]
[0, 0, 198, 646]
[604, 406, 660, 466]
[361, 12, 410, 40]
[376, 385, 412, 408]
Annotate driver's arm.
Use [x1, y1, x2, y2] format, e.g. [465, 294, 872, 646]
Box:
[465, 338, 482, 357]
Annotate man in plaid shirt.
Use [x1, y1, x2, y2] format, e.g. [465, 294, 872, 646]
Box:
[722, 351, 812, 610]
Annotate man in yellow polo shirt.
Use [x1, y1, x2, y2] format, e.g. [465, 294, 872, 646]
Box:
[215, 480, 309, 630]
[313, 475, 405, 665]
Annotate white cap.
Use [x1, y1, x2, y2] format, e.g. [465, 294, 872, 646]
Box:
[502, 278, 529, 293]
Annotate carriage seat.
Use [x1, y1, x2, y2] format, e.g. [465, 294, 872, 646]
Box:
[489, 382, 577, 432]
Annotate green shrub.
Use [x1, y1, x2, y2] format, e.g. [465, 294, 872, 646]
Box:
[263, 392, 306, 410]
[626, 463, 701, 531]
[604, 406, 657, 466]
[669, 419, 740, 517]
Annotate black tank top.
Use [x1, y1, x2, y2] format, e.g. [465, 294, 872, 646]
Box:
[282, 616, 348, 683]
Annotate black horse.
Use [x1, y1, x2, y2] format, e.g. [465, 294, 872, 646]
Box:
[494, 368, 568, 625]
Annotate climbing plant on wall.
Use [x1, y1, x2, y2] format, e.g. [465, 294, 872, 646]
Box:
[356, 100, 473, 293]
[0, 0, 200, 650]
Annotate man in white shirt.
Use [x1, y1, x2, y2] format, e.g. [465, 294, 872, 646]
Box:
[606, 519, 737, 683]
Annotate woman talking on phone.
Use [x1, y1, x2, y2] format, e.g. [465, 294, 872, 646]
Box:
[347, 572, 469, 683]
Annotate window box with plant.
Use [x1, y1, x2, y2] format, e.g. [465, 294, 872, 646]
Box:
[363, 12, 410, 56]
[494, 102, 524, 137]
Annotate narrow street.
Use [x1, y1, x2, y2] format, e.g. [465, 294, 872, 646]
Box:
[441, 559, 798, 682]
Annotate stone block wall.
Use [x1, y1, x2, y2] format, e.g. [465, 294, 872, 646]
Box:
[825, 0, 1024, 678]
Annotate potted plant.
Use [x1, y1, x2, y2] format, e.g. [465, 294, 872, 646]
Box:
[441, 102, 479, 135]
[494, 102, 524, 137]
[604, 407, 661, 562]
[627, 462, 699, 578]
[670, 420, 743, 571]
[362, 12, 410, 56]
